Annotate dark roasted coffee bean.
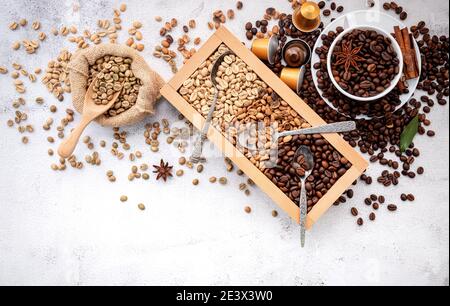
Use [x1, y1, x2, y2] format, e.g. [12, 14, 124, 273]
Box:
[336, 6, 344, 13]
[245, 22, 252, 31]
[369, 213, 376, 221]
[370, 194, 378, 201]
[373, 203, 379, 210]
[318, 1, 326, 9]
[330, 2, 336, 10]
[401, 193, 408, 201]
[417, 167, 424, 175]
[351, 207, 358, 216]
[427, 130, 435, 137]
[323, 9, 331, 16]
[266, 7, 276, 16]
[365, 198, 372, 205]
[378, 195, 385, 204]
[407, 194, 415, 201]
[357, 218, 364, 226]
[400, 12, 408, 20]
[388, 204, 398, 212]
[383, 2, 391, 10]
[347, 189, 354, 198]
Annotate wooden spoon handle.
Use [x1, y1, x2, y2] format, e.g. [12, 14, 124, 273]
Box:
[57, 117, 92, 159]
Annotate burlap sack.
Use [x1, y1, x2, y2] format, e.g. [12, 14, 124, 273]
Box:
[69, 43, 165, 126]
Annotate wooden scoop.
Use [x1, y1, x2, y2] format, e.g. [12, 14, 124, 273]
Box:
[58, 78, 123, 158]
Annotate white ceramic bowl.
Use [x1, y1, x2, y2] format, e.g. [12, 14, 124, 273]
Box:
[327, 25, 404, 102]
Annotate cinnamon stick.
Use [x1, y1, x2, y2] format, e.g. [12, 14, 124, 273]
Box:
[394, 26, 406, 57]
[409, 33, 420, 77]
[401, 27, 419, 79]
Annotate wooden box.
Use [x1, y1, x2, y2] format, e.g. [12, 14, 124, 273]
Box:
[161, 27, 368, 229]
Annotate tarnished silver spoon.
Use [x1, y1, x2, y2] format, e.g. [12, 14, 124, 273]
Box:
[190, 51, 235, 164]
[292, 145, 315, 248]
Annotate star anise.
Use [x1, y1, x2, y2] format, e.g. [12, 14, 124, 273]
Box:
[153, 159, 173, 181]
[334, 40, 365, 73]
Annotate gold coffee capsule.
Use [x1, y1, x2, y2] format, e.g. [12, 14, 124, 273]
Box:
[293, 1, 321, 33]
[251, 35, 279, 65]
[280, 66, 306, 94]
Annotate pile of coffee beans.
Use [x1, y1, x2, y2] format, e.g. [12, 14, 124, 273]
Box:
[315, 27, 405, 118]
[264, 134, 351, 211]
[330, 29, 400, 98]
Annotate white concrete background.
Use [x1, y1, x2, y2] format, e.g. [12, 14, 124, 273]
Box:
[0, 0, 448, 286]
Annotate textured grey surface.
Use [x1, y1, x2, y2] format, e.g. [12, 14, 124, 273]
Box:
[0, 0, 448, 286]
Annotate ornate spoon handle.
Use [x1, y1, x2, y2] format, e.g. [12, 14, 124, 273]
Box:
[190, 90, 218, 163]
[300, 179, 307, 248]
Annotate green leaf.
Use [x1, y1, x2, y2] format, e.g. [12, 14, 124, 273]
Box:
[400, 116, 419, 152]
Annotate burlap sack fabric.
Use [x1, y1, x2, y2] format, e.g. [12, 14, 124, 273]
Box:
[69, 43, 165, 126]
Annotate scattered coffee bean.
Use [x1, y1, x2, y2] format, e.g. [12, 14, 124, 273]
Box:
[388, 204, 398, 211]
[407, 194, 416, 201]
[400, 12, 408, 20]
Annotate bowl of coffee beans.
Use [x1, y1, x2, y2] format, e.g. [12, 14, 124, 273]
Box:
[327, 26, 403, 102]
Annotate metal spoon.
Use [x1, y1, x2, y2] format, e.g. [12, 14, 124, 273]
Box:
[237, 121, 356, 149]
[190, 51, 235, 164]
[293, 145, 314, 248]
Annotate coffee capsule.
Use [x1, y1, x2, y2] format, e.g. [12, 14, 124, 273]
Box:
[280, 66, 306, 94]
[293, 1, 321, 33]
[282, 39, 312, 68]
[251, 35, 279, 65]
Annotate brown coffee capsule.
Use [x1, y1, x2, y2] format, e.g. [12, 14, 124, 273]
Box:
[250, 35, 279, 65]
[293, 1, 321, 33]
[280, 66, 306, 94]
[282, 39, 311, 67]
